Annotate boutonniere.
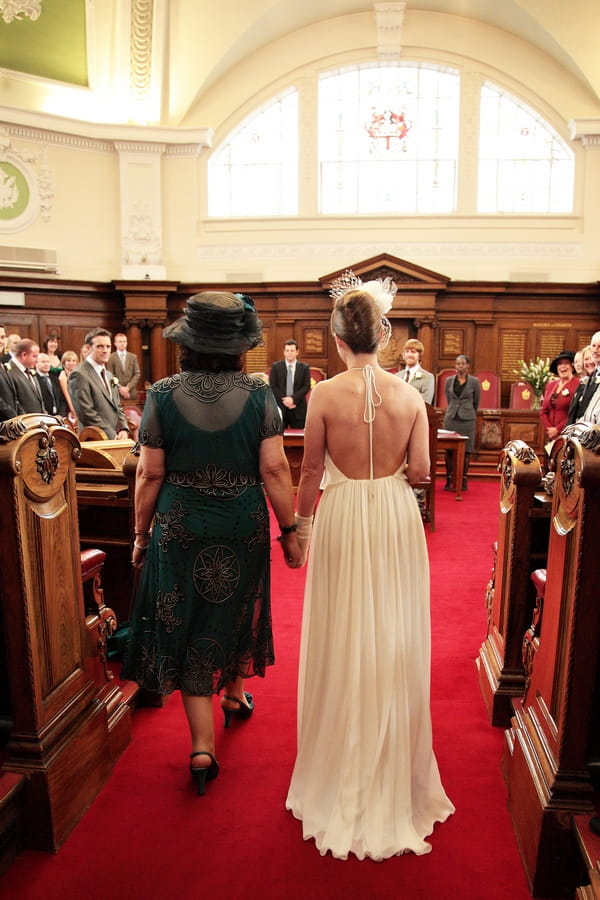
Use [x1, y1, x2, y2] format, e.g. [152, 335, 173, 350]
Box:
[414, 372, 422, 380]
[561, 388, 570, 396]
[111, 376, 119, 387]
[596, 375, 600, 384]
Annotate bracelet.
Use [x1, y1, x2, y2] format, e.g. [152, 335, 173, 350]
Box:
[133, 541, 150, 551]
[135, 531, 150, 536]
[279, 523, 297, 534]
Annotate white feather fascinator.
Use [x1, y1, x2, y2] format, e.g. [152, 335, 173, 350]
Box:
[329, 269, 398, 315]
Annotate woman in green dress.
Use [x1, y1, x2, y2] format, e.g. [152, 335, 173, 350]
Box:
[122, 292, 302, 794]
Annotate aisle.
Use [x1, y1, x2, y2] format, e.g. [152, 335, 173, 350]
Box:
[0, 477, 535, 900]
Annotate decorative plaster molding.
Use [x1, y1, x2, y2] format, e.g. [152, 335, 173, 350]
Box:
[130, 0, 154, 103]
[568, 118, 600, 148]
[0, 109, 212, 154]
[0, 0, 41, 24]
[0, 128, 53, 228]
[122, 200, 162, 267]
[197, 241, 582, 261]
[374, 2, 406, 60]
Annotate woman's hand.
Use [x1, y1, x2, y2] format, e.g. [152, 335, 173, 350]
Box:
[131, 542, 149, 569]
[279, 532, 304, 568]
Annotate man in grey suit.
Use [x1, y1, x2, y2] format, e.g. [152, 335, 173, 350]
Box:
[397, 339, 435, 404]
[68, 328, 129, 439]
[5, 339, 47, 414]
[106, 332, 141, 402]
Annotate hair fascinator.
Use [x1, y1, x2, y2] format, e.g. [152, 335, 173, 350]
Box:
[329, 269, 398, 315]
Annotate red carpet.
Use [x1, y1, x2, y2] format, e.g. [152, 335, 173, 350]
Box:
[0, 477, 535, 900]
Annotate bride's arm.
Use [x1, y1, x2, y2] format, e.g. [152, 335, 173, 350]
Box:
[296, 384, 326, 519]
[405, 401, 430, 485]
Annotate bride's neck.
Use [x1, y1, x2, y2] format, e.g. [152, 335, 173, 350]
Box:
[344, 353, 378, 371]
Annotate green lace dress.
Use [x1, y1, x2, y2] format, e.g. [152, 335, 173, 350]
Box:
[122, 370, 283, 695]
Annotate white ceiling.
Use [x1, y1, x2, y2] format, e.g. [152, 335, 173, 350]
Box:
[0, 0, 598, 128]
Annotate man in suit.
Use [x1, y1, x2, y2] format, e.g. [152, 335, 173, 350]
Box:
[578, 329, 600, 424]
[0, 359, 19, 420]
[68, 328, 129, 439]
[397, 338, 435, 404]
[5, 339, 47, 414]
[35, 352, 67, 417]
[269, 339, 311, 428]
[0, 325, 9, 364]
[106, 332, 141, 401]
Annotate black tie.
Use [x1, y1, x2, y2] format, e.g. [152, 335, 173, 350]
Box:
[582, 370, 599, 408]
[42, 375, 57, 412]
[28, 370, 43, 402]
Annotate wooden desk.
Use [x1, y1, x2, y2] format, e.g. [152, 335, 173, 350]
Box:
[437, 431, 469, 500]
[285, 428, 468, 502]
[283, 429, 304, 488]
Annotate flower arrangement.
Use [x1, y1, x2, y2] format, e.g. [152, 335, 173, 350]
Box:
[514, 356, 552, 408]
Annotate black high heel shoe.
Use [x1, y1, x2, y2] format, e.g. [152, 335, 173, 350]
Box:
[189, 751, 219, 796]
[221, 692, 254, 728]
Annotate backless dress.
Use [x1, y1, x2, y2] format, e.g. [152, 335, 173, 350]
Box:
[286, 366, 454, 860]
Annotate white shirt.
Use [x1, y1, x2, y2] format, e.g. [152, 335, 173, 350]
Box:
[581, 374, 600, 424]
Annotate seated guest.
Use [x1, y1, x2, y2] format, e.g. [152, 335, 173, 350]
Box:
[68, 328, 129, 440]
[540, 351, 579, 443]
[566, 345, 595, 426]
[397, 338, 435, 404]
[6, 339, 47, 413]
[443, 355, 480, 490]
[578, 330, 600, 424]
[269, 339, 311, 428]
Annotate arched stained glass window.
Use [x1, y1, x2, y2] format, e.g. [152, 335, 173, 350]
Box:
[318, 63, 460, 214]
[207, 88, 298, 216]
[478, 83, 574, 213]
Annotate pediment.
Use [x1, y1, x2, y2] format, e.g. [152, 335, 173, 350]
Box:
[320, 253, 449, 290]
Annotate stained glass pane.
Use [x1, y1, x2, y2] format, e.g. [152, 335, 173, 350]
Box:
[478, 83, 574, 213]
[208, 89, 298, 216]
[318, 62, 460, 214]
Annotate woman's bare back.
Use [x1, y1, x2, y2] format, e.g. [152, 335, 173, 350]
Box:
[307, 367, 430, 482]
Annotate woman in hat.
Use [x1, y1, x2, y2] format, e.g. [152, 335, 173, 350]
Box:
[122, 292, 302, 795]
[540, 351, 579, 442]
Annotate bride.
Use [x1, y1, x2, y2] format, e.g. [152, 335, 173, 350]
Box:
[286, 283, 454, 860]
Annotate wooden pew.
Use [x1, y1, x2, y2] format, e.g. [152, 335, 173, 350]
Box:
[502, 423, 600, 898]
[476, 439, 549, 726]
[0, 415, 132, 851]
[75, 439, 138, 628]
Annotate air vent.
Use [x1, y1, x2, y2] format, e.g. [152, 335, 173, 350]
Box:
[0, 247, 58, 274]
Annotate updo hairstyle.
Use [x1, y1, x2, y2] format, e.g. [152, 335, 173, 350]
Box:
[330, 290, 382, 354]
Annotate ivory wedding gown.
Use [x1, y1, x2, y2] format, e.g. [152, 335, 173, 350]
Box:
[286, 375, 454, 860]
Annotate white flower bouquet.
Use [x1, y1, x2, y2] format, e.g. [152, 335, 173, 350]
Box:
[514, 357, 552, 408]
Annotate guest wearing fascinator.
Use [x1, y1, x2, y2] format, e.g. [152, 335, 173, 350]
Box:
[122, 291, 301, 796]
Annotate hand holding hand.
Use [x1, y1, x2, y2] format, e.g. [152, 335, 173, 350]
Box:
[280, 531, 303, 568]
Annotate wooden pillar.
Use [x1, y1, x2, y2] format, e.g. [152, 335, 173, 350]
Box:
[476, 440, 546, 726]
[503, 423, 600, 898]
[413, 315, 436, 370]
[113, 280, 179, 386]
[0, 414, 130, 851]
[125, 322, 143, 365]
